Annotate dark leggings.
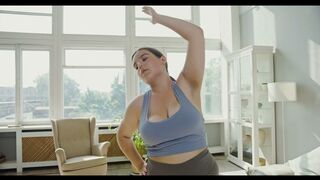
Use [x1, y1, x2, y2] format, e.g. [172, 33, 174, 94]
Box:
[146, 149, 219, 175]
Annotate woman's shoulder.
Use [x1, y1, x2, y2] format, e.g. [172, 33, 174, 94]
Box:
[123, 94, 145, 123]
[127, 94, 145, 112]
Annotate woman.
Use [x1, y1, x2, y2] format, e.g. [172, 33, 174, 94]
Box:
[116, 6, 219, 175]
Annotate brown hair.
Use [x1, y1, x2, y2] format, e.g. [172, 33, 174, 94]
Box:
[131, 47, 175, 82]
[131, 47, 168, 72]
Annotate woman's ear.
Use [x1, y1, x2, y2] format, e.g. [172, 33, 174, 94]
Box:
[160, 56, 167, 64]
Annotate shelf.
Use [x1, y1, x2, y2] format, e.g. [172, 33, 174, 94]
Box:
[208, 146, 225, 154]
[0, 126, 19, 132]
[0, 160, 17, 169]
[205, 119, 226, 124]
[258, 123, 272, 128]
[241, 121, 253, 128]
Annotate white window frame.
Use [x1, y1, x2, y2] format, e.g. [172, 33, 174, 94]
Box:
[20, 45, 52, 125]
[0, 6, 231, 126]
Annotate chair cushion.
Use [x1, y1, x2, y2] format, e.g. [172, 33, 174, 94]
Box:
[62, 155, 107, 171]
[288, 146, 320, 175]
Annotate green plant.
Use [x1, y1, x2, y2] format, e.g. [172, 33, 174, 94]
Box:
[132, 131, 147, 157]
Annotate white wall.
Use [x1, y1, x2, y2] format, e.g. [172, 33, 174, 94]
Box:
[240, 6, 320, 163]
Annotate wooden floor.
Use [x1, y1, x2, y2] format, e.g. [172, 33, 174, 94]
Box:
[0, 154, 246, 175]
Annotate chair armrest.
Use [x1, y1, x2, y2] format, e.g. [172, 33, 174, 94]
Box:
[247, 164, 294, 175]
[55, 148, 66, 164]
[92, 141, 110, 156]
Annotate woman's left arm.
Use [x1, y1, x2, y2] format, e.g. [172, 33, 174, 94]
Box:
[143, 6, 205, 90]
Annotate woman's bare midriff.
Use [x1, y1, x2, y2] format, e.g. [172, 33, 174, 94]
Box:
[149, 147, 207, 164]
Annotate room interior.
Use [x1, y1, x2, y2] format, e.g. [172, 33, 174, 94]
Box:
[0, 5, 319, 175]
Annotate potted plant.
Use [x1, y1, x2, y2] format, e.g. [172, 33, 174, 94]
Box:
[131, 131, 147, 174]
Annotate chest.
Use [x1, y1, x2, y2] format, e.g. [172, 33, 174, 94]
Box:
[148, 93, 180, 123]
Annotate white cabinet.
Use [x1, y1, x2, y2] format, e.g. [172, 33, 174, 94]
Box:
[0, 127, 22, 172]
[225, 46, 276, 169]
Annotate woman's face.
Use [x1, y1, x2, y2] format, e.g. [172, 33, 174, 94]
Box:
[132, 49, 166, 83]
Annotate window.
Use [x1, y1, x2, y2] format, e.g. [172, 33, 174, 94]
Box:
[63, 6, 125, 35]
[200, 6, 221, 39]
[202, 51, 222, 118]
[0, 49, 15, 123]
[0, 6, 225, 126]
[166, 52, 186, 79]
[22, 50, 50, 122]
[0, 6, 52, 34]
[63, 49, 126, 122]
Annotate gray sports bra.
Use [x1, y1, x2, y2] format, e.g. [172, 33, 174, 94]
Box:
[139, 81, 207, 157]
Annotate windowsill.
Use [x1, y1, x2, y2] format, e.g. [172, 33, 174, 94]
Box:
[96, 121, 120, 127]
[0, 118, 226, 131]
[205, 118, 226, 124]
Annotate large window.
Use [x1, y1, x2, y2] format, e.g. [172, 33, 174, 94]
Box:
[0, 6, 225, 125]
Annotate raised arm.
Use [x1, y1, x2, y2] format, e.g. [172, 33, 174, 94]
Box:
[143, 6, 205, 90]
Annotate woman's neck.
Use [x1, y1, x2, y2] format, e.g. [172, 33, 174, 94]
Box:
[149, 74, 172, 94]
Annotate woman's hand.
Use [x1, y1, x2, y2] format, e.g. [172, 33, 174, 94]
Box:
[142, 6, 158, 24]
[139, 161, 147, 175]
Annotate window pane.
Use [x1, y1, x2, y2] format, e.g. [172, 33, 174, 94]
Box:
[65, 50, 125, 66]
[135, 6, 191, 37]
[200, 6, 220, 39]
[167, 52, 186, 80]
[63, 69, 125, 122]
[0, 13, 52, 34]
[63, 6, 125, 35]
[139, 80, 150, 95]
[203, 51, 222, 117]
[136, 20, 179, 37]
[0, 6, 52, 13]
[0, 50, 15, 121]
[22, 50, 50, 121]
